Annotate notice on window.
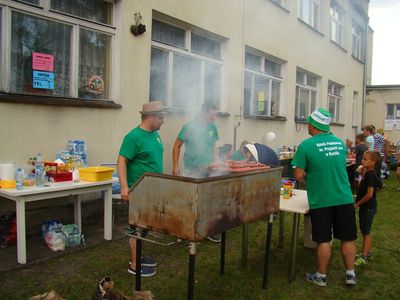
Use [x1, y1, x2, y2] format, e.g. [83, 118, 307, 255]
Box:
[384, 119, 395, 131]
[32, 52, 54, 72]
[33, 71, 55, 90]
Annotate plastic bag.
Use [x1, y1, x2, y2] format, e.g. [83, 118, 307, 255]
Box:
[41, 220, 62, 239]
[44, 230, 66, 252]
[61, 224, 84, 247]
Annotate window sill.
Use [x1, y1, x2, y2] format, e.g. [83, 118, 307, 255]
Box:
[244, 115, 287, 121]
[163, 107, 230, 117]
[330, 40, 347, 53]
[0, 93, 122, 109]
[351, 55, 365, 64]
[352, 125, 358, 129]
[331, 122, 345, 127]
[269, 1, 290, 13]
[297, 18, 324, 37]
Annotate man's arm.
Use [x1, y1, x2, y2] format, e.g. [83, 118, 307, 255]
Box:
[172, 139, 184, 175]
[117, 155, 129, 201]
[294, 167, 305, 182]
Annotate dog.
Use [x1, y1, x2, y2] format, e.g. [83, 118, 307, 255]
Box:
[93, 276, 154, 300]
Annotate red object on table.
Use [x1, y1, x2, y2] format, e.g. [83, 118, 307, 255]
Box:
[46, 171, 73, 182]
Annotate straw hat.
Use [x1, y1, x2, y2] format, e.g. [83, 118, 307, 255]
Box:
[307, 108, 331, 132]
[140, 101, 166, 115]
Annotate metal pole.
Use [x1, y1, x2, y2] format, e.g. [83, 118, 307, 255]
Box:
[220, 231, 226, 275]
[187, 242, 196, 300]
[135, 238, 142, 291]
[262, 214, 274, 289]
[241, 223, 248, 267]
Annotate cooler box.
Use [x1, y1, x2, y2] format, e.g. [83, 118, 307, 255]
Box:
[79, 166, 114, 182]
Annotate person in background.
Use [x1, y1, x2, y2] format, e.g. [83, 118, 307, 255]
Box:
[172, 102, 220, 243]
[346, 139, 355, 156]
[292, 108, 357, 287]
[363, 125, 375, 151]
[354, 150, 380, 266]
[370, 125, 385, 190]
[218, 143, 233, 162]
[354, 134, 368, 184]
[117, 101, 166, 277]
[232, 140, 249, 161]
[172, 102, 219, 178]
[243, 143, 279, 166]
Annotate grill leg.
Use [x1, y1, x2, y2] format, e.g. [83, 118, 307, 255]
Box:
[135, 238, 142, 291]
[262, 214, 274, 289]
[187, 242, 196, 300]
[220, 231, 226, 275]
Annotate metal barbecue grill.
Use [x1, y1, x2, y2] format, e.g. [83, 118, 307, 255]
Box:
[128, 167, 282, 299]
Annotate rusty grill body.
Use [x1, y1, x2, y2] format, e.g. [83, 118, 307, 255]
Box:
[128, 167, 282, 241]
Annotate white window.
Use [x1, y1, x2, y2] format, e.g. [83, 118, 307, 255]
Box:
[244, 49, 284, 117]
[386, 104, 400, 119]
[330, 2, 344, 47]
[271, 0, 288, 9]
[352, 21, 364, 61]
[327, 81, 343, 123]
[352, 91, 358, 125]
[295, 70, 318, 121]
[298, 0, 320, 30]
[0, 0, 116, 101]
[150, 19, 223, 110]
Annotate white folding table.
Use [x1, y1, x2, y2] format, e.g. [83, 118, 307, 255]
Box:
[0, 178, 118, 264]
[279, 189, 310, 282]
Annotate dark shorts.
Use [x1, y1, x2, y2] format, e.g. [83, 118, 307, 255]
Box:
[310, 203, 357, 243]
[359, 208, 376, 235]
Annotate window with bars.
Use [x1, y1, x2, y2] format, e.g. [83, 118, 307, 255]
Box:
[243, 49, 284, 117]
[295, 70, 318, 121]
[1, 0, 115, 101]
[327, 80, 343, 123]
[150, 19, 223, 110]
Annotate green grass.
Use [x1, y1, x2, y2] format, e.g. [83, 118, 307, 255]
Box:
[1, 173, 399, 299]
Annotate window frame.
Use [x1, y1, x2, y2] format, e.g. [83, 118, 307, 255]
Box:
[0, 0, 119, 107]
[386, 103, 400, 120]
[298, 0, 321, 31]
[352, 20, 364, 61]
[244, 48, 284, 118]
[330, 1, 344, 48]
[295, 69, 319, 121]
[270, 0, 288, 10]
[327, 80, 344, 123]
[150, 18, 224, 112]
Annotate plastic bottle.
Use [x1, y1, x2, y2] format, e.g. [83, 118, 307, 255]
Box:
[283, 181, 292, 199]
[35, 153, 45, 187]
[16, 168, 24, 190]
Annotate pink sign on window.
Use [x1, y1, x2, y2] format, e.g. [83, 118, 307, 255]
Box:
[32, 52, 54, 72]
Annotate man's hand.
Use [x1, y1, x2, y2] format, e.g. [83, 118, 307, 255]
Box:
[120, 186, 129, 202]
[172, 165, 180, 176]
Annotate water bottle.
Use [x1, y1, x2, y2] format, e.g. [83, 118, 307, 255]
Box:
[35, 153, 45, 187]
[16, 168, 24, 190]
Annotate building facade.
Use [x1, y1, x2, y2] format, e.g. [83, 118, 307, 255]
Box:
[0, 0, 370, 172]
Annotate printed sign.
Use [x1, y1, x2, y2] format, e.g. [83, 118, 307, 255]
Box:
[33, 71, 55, 90]
[87, 75, 104, 96]
[32, 52, 54, 72]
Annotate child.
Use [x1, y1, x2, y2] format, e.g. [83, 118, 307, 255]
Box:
[354, 150, 380, 265]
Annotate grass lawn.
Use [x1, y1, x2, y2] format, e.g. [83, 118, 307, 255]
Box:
[0, 173, 399, 299]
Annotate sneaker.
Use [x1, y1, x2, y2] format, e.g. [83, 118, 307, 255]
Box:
[128, 266, 156, 277]
[129, 256, 158, 267]
[304, 272, 327, 287]
[206, 234, 221, 243]
[355, 256, 367, 266]
[355, 252, 373, 260]
[345, 273, 356, 285]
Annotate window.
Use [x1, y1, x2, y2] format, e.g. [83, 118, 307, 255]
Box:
[327, 81, 343, 123]
[352, 21, 364, 61]
[150, 19, 223, 110]
[15, 0, 39, 5]
[386, 104, 400, 119]
[271, 0, 288, 9]
[298, 0, 320, 30]
[295, 70, 318, 121]
[1, 1, 116, 102]
[352, 91, 358, 125]
[330, 2, 344, 47]
[244, 49, 284, 117]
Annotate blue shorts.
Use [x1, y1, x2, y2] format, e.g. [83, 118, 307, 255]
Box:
[359, 208, 376, 235]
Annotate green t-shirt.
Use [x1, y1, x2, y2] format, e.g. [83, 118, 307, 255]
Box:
[232, 150, 246, 161]
[119, 126, 163, 187]
[177, 119, 219, 170]
[291, 132, 353, 209]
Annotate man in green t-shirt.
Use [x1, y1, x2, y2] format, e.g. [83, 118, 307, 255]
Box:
[172, 102, 219, 177]
[117, 101, 165, 278]
[292, 108, 357, 287]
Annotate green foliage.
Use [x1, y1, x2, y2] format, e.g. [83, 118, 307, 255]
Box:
[1, 173, 399, 299]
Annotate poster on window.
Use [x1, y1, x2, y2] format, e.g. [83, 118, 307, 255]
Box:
[32, 71, 55, 90]
[32, 52, 54, 72]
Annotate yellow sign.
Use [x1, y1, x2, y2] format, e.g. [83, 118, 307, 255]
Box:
[257, 92, 265, 102]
